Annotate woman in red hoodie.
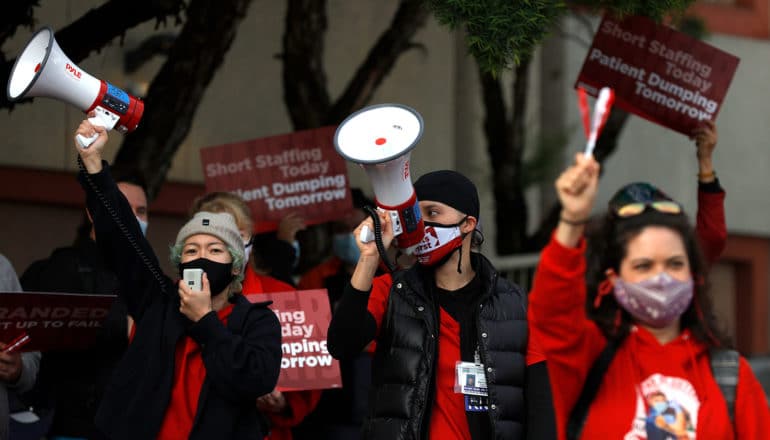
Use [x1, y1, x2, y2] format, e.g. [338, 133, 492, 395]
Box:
[529, 152, 770, 440]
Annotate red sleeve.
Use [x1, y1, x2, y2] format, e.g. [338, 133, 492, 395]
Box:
[528, 233, 604, 362]
[696, 188, 727, 264]
[367, 273, 393, 332]
[267, 389, 323, 429]
[528, 232, 606, 439]
[525, 330, 546, 366]
[734, 356, 770, 439]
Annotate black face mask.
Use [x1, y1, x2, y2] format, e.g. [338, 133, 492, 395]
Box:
[178, 258, 235, 297]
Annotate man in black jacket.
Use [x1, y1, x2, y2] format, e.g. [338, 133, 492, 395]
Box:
[327, 170, 556, 439]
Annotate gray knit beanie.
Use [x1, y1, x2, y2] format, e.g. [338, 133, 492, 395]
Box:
[175, 211, 245, 264]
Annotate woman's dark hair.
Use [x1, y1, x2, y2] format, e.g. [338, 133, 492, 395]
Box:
[584, 209, 730, 348]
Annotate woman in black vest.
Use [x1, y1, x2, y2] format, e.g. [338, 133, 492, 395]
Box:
[328, 170, 555, 439]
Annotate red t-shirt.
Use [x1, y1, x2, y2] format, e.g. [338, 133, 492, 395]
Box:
[156, 304, 234, 440]
[367, 272, 545, 439]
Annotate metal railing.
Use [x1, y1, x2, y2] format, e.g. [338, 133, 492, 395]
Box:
[489, 253, 541, 293]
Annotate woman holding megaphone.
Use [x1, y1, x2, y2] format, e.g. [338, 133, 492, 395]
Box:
[327, 170, 556, 439]
[72, 118, 282, 439]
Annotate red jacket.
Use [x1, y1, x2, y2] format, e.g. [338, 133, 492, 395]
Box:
[243, 268, 323, 440]
[529, 189, 770, 439]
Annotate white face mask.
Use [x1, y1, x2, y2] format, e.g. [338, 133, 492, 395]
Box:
[137, 217, 148, 236]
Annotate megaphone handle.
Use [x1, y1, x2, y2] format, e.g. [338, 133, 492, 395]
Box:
[359, 225, 375, 243]
[76, 117, 107, 148]
[77, 108, 120, 148]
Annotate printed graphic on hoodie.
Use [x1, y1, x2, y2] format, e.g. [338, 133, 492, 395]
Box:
[625, 374, 700, 440]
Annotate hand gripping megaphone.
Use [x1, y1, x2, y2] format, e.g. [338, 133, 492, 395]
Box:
[334, 103, 425, 254]
[7, 27, 144, 148]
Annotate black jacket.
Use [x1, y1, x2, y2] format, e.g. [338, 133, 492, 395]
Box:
[328, 254, 554, 440]
[79, 162, 282, 439]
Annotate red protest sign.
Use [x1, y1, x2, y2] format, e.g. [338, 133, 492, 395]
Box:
[247, 289, 341, 392]
[200, 126, 353, 233]
[576, 14, 739, 135]
[0, 292, 115, 352]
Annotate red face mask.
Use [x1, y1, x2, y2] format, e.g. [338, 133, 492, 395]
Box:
[412, 217, 467, 266]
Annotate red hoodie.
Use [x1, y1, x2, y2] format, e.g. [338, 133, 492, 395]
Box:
[528, 190, 770, 439]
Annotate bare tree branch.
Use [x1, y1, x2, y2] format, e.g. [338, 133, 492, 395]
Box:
[0, 0, 39, 47]
[281, 0, 331, 129]
[326, 0, 430, 125]
[280, 0, 430, 130]
[112, 0, 254, 199]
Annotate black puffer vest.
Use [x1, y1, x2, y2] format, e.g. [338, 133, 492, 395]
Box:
[363, 254, 528, 439]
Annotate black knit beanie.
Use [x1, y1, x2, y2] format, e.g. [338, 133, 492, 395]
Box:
[414, 170, 479, 218]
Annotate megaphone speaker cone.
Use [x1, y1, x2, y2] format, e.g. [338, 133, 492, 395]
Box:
[7, 26, 144, 142]
[334, 103, 424, 165]
[7, 27, 54, 101]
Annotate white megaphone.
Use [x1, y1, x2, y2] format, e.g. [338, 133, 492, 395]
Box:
[7, 27, 144, 148]
[335, 103, 425, 253]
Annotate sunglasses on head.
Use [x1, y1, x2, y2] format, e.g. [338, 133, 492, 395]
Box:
[609, 183, 683, 218]
[613, 200, 682, 218]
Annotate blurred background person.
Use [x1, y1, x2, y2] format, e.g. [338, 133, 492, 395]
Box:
[0, 253, 41, 440]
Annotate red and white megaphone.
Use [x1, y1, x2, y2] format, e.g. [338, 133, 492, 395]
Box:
[334, 103, 425, 253]
[7, 26, 144, 148]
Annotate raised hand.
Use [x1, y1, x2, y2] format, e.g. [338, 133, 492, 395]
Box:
[554, 153, 601, 247]
[73, 114, 109, 174]
[276, 212, 307, 243]
[349, 209, 393, 291]
[352, 209, 394, 259]
[691, 120, 717, 182]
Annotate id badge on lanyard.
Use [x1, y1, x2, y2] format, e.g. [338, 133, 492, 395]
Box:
[454, 347, 489, 412]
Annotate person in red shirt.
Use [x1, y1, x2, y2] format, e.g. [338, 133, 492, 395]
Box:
[74, 118, 281, 439]
[328, 170, 556, 440]
[191, 192, 322, 440]
[529, 138, 770, 439]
